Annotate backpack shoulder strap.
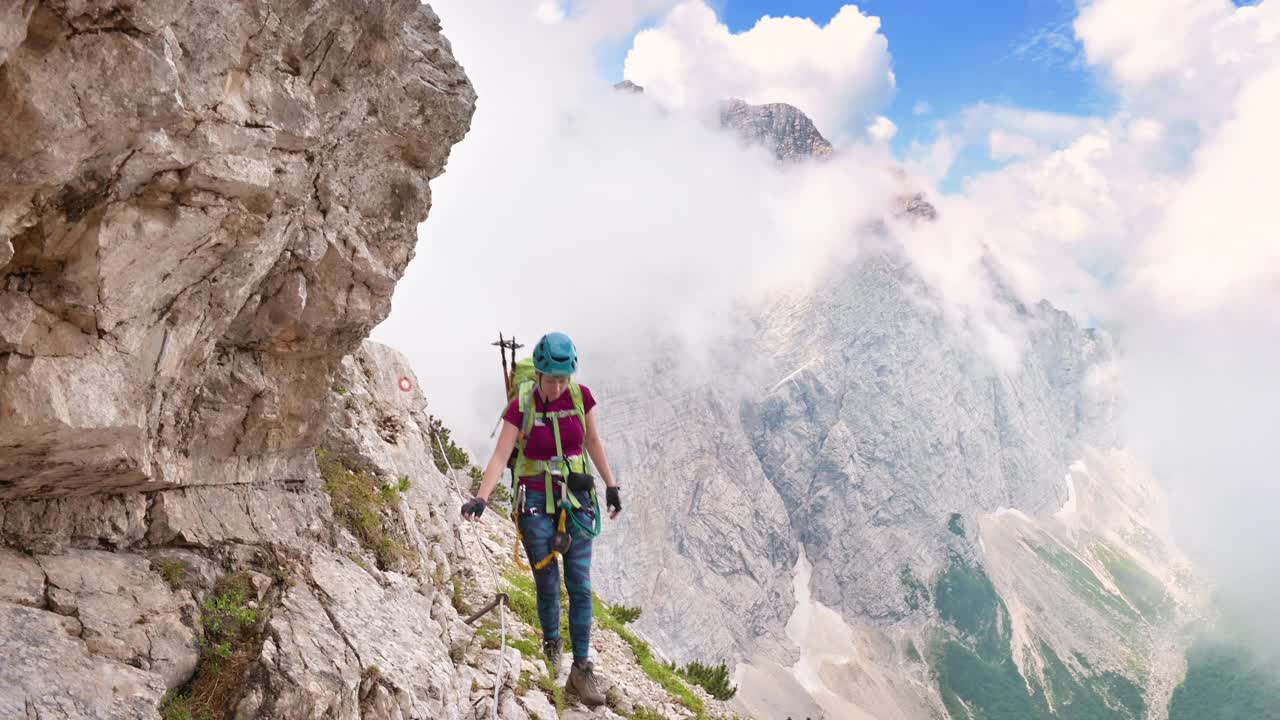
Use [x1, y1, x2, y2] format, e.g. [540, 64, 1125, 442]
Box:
[517, 381, 538, 435]
[569, 383, 586, 421]
[568, 383, 594, 474]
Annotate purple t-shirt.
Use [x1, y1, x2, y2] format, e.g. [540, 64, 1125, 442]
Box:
[504, 385, 596, 483]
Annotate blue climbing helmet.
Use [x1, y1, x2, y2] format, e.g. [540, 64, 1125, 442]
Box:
[532, 332, 578, 376]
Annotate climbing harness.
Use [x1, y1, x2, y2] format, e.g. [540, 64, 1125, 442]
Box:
[509, 379, 602, 572]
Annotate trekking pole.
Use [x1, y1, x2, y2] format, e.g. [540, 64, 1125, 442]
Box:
[491, 333, 525, 394]
[493, 333, 511, 395]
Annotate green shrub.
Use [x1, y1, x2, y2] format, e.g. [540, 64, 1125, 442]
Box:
[164, 573, 262, 720]
[427, 416, 472, 473]
[677, 660, 738, 701]
[608, 604, 642, 624]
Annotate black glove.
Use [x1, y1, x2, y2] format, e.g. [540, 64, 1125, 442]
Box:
[461, 497, 487, 520]
[606, 487, 621, 515]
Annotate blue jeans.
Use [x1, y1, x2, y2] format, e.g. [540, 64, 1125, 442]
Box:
[519, 489, 596, 661]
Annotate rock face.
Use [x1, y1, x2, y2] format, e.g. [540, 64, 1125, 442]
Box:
[0, 8, 748, 714]
[718, 98, 834, 161]
[0, 0, 475, 499]
[612, 82, 835, 163]
[1, 340, 740, 719]
[592, 246, 1198, 719]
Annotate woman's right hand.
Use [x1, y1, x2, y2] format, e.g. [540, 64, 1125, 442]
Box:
[461, 497, 487, 520]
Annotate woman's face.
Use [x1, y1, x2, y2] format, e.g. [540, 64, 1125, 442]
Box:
[538, 372, 571, 401]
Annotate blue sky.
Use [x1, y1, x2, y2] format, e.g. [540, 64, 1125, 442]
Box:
[601, 0, 1262, 190]
[603, 0, 1118, 191]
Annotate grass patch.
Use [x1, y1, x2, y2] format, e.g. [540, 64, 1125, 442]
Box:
[1038, 641, 1145, 720]
[538, 672, 566, 717]
[159, 691, 205, 720]
[502, 570, 723, 716]
[900, 565, 929, 611]
[451, 573, 471, 616]
[508, 635, 541, 661]
[157, 558, 189, 590]
[906, 640, 922, 664]
[1024, 539, 1138, 622]
[517, 669, 534, 696]
[629, 707, 669, 720]
[501, 569, 568, 677]
[317, 448, 416, 570]
[593, 593, 705, 716]
[933, 551, 1010, 659]
[931, 553, 1147, 720]
[476, 625, 503, 650]
[1092, 543, 1173, 622]
[936, 637, 1039, 720]
[161, 572, 262, 720]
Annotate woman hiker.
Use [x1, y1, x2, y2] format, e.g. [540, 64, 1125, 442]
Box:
[461, 331, 622, 707]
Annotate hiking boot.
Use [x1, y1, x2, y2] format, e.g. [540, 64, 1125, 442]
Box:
[542, 636, 563, 675]
[565, 659, 606, 707]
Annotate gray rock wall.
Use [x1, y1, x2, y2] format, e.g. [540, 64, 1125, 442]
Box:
[0, 0, 475, 499]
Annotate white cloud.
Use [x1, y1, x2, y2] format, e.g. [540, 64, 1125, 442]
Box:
[1131, 62, 1280, 316]
[1076, 0, 1280, 122]
[987, 130, 1043, 161]
[622, 2, 895, 137]
[378, 0, 897, 453]
[912, 100, 932, 116]
[866, 115, 897, 143]
[962, 103, 1102, 146]
[1011, 19, 1083, 69]
[534, 1, 565, 24]
[908, 103, 1102, 181]
[1075, 0, 1230, 87]
[1126, 117, 1164, 144]
[903, 134, 957, 186]
[904, 0, 1280, 642]
[398, 0, 1280, 652]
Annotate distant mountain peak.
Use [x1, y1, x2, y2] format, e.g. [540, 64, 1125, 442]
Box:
[609, 84, 937, 219]
[718, 97, 834, 162]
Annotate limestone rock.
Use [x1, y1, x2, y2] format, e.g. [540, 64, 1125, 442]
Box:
[0, 0, 476, 499]
[0, 547, 45, 606]
[719, 98, 834, 161]
[38, 549, 200, 689]
[0, 602, 166, 719]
